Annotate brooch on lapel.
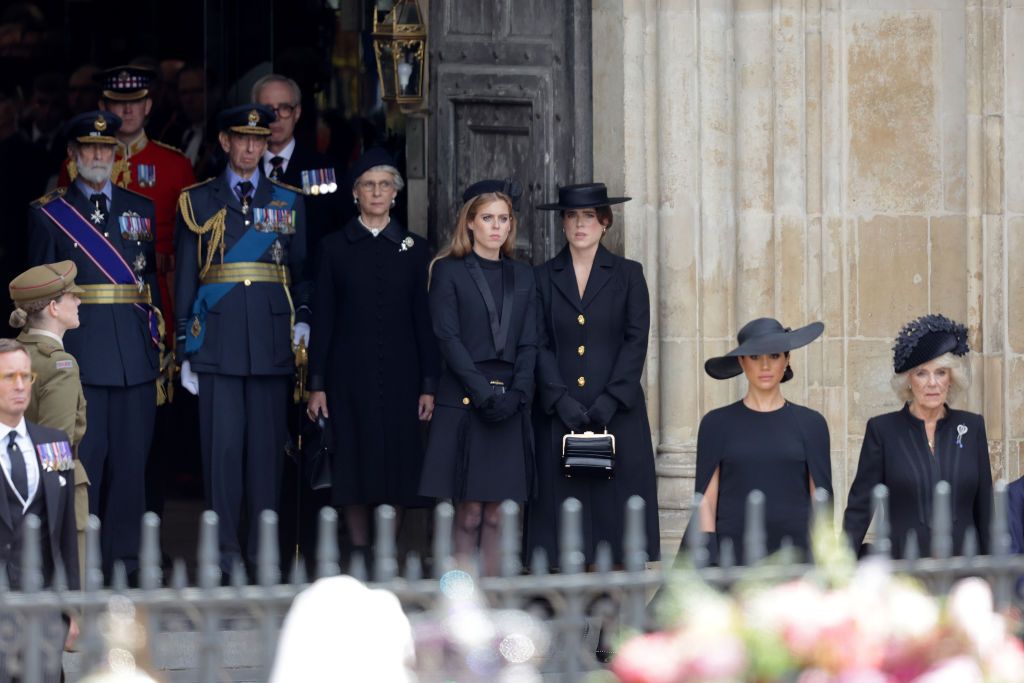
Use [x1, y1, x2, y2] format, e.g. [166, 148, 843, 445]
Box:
[400, 236, 414, 253]
[956, 424, 968, 448]
[35, 441, 74, 472]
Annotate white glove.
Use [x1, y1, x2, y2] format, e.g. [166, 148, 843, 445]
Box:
[293, 322, 310, 348]
[180, 360, 199, 396]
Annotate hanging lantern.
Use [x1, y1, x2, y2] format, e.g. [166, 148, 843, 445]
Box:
[372, 0, 427, 106]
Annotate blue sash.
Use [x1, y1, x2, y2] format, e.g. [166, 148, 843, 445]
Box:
[40, 197, 161, 346]
[184, 183, 297, 357]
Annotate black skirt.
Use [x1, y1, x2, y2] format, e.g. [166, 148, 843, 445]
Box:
[419, 362, 532, 502]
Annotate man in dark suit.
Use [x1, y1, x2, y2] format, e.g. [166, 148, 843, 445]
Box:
[27, 110, 162, 581]
[253, 74, 344, 260]
[175, 105, 310, 575]
[0, 337, 79, 680]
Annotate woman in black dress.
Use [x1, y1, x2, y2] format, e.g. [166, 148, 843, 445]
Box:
[843, 315, 992, 558]
[307, 148, 439, 551]
[692, 318, 832, 564]
[419, 180, 537, 575]
[523, 183, 660, 567]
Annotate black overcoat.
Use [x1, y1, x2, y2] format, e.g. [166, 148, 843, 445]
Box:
[174, 172, 310, 376]
[523, 245, 660, 565]
[267, 143, 347, 260]
[308, 218, 439, 506]
[843, 404, 993, 558]
[419, 253, 537, 502]
[28, 183, 161, 387]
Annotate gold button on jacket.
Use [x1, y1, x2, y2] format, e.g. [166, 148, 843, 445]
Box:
[577, 376, 586, 387]
[577, 345, 585, 356]
[462, 397, 470, 405]
[577, 314, 585, 325]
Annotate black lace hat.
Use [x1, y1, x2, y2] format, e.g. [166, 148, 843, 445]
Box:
[705, 317, 824, 381]
[892, 314, 969, 374]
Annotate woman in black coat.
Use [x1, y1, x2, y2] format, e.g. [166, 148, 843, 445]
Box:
[523, 183, 660, 567]
[307, 148, 439, 551]
[843, 315, 993, 558]
[419, 180, 536, 575]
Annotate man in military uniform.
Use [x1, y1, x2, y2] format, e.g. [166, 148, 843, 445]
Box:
[8, 260, 89, 577]
[57, 66, 196, 332]
[252, 74, 344, 258]
[175, 105, 310, 575]
[28, 110, 162, 581]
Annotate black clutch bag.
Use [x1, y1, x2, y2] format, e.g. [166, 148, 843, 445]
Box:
[302, 417, 333, 491]
[561, 430, 616, 479]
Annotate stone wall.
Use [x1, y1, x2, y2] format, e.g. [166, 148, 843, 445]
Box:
[591, 0, 1021, 563]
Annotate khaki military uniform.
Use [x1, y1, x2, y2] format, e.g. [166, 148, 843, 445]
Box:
[18, 330, 89, 574]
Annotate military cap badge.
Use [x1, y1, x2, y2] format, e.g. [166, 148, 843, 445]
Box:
[248, 110, 260, 127]
[94, 115, 107, 132]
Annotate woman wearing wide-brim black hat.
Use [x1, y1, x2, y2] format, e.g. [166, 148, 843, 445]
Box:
[523, 182, 661, 568]
[842, 314, 992, 558]
[684, 317, 833, 565]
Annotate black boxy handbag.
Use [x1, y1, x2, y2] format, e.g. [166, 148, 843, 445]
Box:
[303, 417, 333, 491]
[561, 430, 616, 479]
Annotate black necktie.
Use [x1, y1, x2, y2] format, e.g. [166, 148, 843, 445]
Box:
[89, 193, 108, 225]
[7, 432, 27, 501]
[269, 156, 284, 180]
[236, 180, 254, 202]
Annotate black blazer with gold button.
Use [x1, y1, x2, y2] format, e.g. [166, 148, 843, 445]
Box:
[429, 253, 537, 407]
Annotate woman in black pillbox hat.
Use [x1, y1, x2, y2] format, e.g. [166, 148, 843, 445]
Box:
[843, 314, 993, 558]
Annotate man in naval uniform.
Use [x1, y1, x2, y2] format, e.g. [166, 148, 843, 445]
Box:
[27, 110, 162, 582]
[175, 105, 310, 576]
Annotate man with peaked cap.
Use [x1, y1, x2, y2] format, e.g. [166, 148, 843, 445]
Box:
[57, 66, 196, 336]
[9, 260, 90, 577]
[175, 104, 310, 576]
[27, 110, 163, 582]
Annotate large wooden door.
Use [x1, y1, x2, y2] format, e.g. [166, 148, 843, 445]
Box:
[428, 0, 592, 263]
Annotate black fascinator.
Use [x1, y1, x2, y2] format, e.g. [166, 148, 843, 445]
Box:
[892, 314, 969, 374]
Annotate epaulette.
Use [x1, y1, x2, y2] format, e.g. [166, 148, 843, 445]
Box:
[269, 178, 302, 193]
[180, 177, 215, 193]
[152, 139, 187, 156]
[35, 339, 62, 358]
[30, 187, 66, 208]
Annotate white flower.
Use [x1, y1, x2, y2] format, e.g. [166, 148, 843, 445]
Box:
[400, 236, 414, 252]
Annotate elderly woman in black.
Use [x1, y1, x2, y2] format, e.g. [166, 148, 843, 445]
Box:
[687, 318, 832, 565]
[419, 180, 536, 575]
[307, 147, 439, 553]
[523, 183, 660, 567]
[843, 315, 993, 557]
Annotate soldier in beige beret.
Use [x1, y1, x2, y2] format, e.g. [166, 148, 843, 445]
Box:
[9, 260, 90, 577]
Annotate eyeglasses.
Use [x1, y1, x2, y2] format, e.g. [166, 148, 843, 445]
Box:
[268, 103, 297, 119]
[0, 372, 36, 386]
[357, 180, 395, 192]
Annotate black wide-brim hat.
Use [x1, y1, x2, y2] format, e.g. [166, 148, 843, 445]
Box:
[536, 182, 630, 210]
[705, 317, 825, 380]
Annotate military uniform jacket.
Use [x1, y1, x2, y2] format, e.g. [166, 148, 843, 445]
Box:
[268, 143, 345, 259]
[174, 172, 310, 376]
[27, 185, 161, 387]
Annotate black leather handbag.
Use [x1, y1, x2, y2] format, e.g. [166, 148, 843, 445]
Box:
[302, 417, 333, 491]
[561, 430, 616, 479]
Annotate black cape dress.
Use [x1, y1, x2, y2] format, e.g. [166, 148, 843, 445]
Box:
[686, 400, 832, 565]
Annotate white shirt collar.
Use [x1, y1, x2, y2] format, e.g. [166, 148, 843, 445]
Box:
[1, 417, 28, 444]
[263, 138, 296, 168]
[26, 328, 63, 347]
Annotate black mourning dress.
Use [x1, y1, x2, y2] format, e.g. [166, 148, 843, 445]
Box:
[694, 400, 832, 564]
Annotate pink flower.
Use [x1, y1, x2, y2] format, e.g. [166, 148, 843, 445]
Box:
[946, 578, 1005, 658]
[611, 632, 686, 683]
[982, 636, 1024, 683]
[683, 635, 746, 680]
[911, 656, 984, 683]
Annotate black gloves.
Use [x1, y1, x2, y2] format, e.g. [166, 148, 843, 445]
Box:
[480, 390, 524, 422]
[586, 394, 618, 427]
[555, 395, 589, 430]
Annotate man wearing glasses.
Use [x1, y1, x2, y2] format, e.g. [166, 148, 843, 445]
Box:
[252, 74, 343, 261]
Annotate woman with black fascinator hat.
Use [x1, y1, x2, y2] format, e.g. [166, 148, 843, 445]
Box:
[523, 183, 660, 567]
[687, 318, 833, 565]
[843, 314, 993, 558]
